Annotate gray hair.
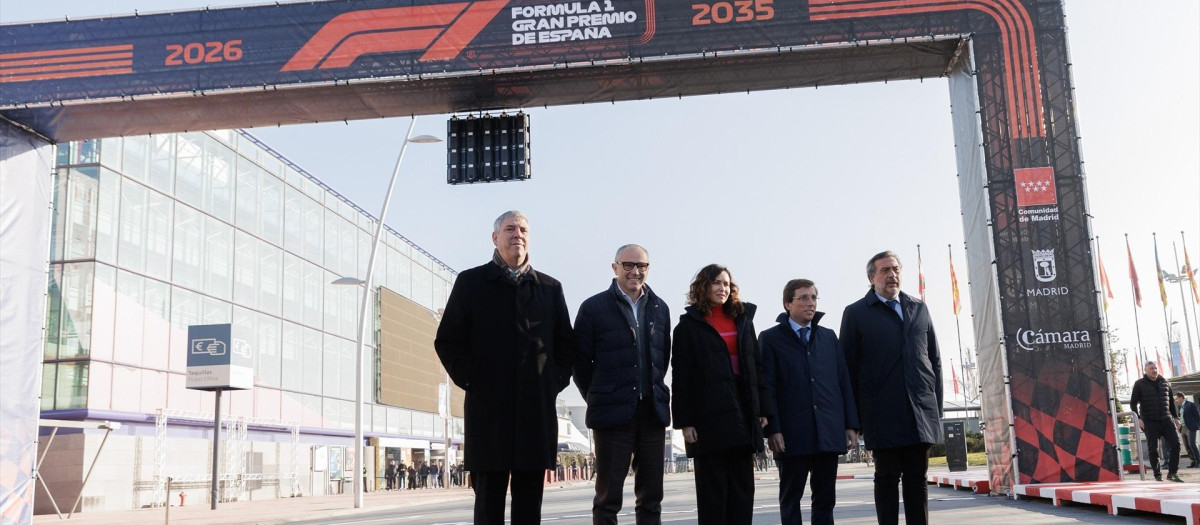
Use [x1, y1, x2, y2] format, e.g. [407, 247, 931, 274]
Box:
[613, 244, 649, 262]
[867, 251, 902, 278]
[1145, 360, 1158, 367]
[493, 210, 528, 233]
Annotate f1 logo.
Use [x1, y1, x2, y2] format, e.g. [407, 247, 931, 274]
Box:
[281, 1, 508, 71]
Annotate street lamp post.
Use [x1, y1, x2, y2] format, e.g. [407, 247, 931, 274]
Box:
[429, 309, 452, 490]
[332, 118, 441, 509]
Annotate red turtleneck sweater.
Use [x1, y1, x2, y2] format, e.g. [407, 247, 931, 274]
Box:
[705, 307, 740, 376]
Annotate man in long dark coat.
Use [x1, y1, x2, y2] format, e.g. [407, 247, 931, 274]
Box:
[435, 210, 575, 525]
[840, 251, 942, 525]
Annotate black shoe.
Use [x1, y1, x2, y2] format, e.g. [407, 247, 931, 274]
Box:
[1154, 474, 1163, 481]
[1168, 473, 1184, 483]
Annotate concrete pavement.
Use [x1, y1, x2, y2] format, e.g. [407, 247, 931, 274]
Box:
[32, 462, 1199, 524]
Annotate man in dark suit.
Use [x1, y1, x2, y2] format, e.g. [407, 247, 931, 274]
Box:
[435, 210, 575, 524]
[840, 251, 943, 525]
[760, 279, 859, 525]
[1175, 393, 1200, 468]
[573, 244, 672, 525]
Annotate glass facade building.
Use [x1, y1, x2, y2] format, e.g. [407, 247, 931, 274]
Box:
[39, 129, 460, 511]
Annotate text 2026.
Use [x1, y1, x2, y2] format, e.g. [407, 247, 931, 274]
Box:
[165, 40, 243, 66]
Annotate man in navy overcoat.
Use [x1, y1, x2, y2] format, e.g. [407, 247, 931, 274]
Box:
[840, 251, 943, 525]
[760, 278, 858, 525]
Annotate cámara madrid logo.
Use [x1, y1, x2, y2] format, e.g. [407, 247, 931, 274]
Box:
[1016, 327, 1091, 350]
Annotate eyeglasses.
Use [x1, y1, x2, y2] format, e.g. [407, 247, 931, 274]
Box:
[619, 262, 650, 272]
[791, 294, 818, 303]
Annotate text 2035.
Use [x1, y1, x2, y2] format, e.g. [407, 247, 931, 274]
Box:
[165, 40, 243, 66]
[692, 0, 774, 25]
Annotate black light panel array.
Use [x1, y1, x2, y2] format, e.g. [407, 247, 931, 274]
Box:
[447, 113, 531, 185]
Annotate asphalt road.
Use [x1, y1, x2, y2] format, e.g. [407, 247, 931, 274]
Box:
[290, 472, 1181, 524]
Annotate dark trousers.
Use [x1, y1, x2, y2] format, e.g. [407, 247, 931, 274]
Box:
[472, 469, 545, 525]
[1144, 419, 1181, 476]
[873, 444, 930, 525]
[1183, 428, 1200, 466]
[593, 399, 666, 525]
[693, 449, 754, 525]
[777, 453, 839, 525]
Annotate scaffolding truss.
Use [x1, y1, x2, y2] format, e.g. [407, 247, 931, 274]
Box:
[151, 409, 300, 507]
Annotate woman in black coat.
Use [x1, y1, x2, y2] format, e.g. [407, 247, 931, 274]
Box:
[671, 264, 769, 525]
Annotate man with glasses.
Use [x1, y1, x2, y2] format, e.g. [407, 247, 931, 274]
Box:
[573, 244, 672, 524]
[840, 251, 942, 525]
[759, 279, 858, 525]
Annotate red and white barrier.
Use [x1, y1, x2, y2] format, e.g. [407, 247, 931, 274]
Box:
[926, 470, 991, 494]
[1014, 481, 1200, 524]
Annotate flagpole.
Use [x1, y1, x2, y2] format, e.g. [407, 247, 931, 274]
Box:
[949, 244, 966, 410]
[1172, 241, 1195, 373]
[1126, 234, 1146, 366]
[1183, 231, 1200, 371]
[1154, 233, 1175, 374]
[1095, 235, 1120, 407]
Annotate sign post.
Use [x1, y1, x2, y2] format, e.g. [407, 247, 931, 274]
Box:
[186, 324, 253, 510]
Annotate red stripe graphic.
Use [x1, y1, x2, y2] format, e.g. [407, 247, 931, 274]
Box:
[0, 44, 134, 83]
[0, 52, 132, 68]
[810, 0, 1045, 139]
[0, 68, 134, 83]
[283, 2, 509, 71]
[0, 44, 132, 61]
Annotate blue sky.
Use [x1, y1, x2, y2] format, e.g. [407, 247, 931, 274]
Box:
[4, 1, 1198, 404]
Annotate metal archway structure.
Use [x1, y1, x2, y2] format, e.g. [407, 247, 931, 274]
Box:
[0, 0, 1116, 516]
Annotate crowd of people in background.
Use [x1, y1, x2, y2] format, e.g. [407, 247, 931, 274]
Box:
[379, 460, 467, 491]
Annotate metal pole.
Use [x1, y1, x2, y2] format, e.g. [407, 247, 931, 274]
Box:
[949, 245, 966, 408]
[35, 427, 63, 519]
[353, 117, 420, 509]
[444, 372, 451, 490]
[1127, 234, 1146, 366]
[1116, 411, 1147, 481]
[212, 389, 222, 510]
[1094, 235, 1122, 461]
[1172, 241, 1196, 373]
[165, 477, 172, 525]
[1154, 234, 1174, 373]
[67, 427, 113, 518]
[1184, 231, 1200, 372]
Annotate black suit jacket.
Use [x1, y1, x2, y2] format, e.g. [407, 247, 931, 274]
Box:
[840, 289, 943, 449]
[434, 261, 574, 471]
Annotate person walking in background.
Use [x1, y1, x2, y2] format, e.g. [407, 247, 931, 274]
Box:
[840, 251, 943, 525]
[760, 279, 859, 525]
[671, 264, 769, 525]
[435, 210, 575, 524]
[385, 461, 396, 490]
[1177, 393, 1200, 468]
[573, 243, 672, 525]
[1130, 361, 1183, 482]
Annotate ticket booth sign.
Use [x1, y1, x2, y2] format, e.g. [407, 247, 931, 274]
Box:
[186, 323, 253, 390]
